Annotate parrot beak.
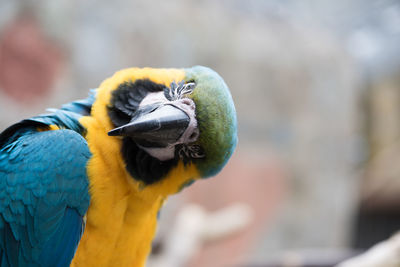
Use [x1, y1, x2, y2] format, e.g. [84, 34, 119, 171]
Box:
[108, 104, 190, 147]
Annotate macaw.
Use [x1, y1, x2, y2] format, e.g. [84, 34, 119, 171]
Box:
[0, 66, 237, 267]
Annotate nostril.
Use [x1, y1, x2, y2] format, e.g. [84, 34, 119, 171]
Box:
[181, 99, 195, 110]
[188, 130, 199, 142]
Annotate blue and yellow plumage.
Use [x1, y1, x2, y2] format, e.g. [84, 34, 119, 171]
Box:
[0, 66, 237, 266]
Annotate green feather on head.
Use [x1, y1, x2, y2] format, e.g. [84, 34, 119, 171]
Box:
[185, 66, 238, 178]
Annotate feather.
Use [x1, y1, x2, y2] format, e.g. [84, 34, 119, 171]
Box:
[0, 127, 91, 266]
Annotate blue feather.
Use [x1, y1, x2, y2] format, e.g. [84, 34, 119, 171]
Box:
[0, 121, 92, 266]
[39, 208, 84, 267]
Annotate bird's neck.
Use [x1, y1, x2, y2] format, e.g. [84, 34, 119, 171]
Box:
[72, 186, 163, 267]
[71, 116, 164, 267]
[73, 112, 199, 267]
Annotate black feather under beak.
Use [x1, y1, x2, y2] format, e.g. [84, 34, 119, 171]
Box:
[108, 104, 190, 147]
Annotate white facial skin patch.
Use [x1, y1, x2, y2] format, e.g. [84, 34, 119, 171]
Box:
[137, 91, 199, 161]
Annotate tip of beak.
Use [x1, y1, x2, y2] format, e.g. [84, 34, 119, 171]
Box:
[108, 127, 122, 136]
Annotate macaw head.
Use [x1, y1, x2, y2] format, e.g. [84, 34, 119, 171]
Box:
[90, 66, 237, 196]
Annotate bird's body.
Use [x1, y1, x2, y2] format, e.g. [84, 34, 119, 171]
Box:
[0, 66, 237, 266]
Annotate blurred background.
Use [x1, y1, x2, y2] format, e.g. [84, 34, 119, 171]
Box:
[1, 0, 400, 266]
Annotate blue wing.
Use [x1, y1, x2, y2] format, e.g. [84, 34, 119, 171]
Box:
[0, 127, 91, 267]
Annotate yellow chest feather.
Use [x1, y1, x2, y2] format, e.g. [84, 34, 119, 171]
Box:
[71, 68, 200, 267]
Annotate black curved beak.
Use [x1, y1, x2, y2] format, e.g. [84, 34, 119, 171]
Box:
[108, 104, 190, 147]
